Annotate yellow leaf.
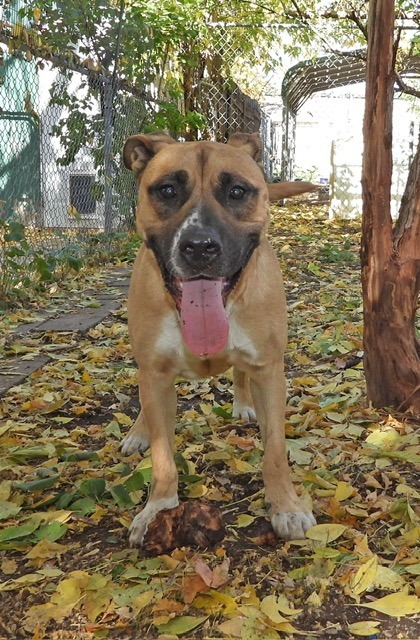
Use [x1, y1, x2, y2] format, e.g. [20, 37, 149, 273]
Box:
[242, 615, 280, 639]
[260, 595, 288, 624]
[84, 586, 113, 622]
[218, 616, 243, 637]
[272, 622, 299, 634]
[23, 603, 57, 631]
[348, 621, 381, 636]
[194, 590, 237, 615]
[335, 481, 355, 502]
[305, 523, 347, 544]
[353, 535, 373, 557]
[398, 526, 420, 547]
[132, 589, 155, 612]
[160, 554, 180, 570]
[1, 573, 45, 591]
[351, 556, 378, 595]
[396, 484, 420, 500]
[373, 565, 406, 591]
[306, 591, 322, 607]
[186, 482, 207, 498]
[0, 480, 12, 500]
[275, 594, 302, 616]
[405, 563, 420, 575]
[1, 558, 17, 575]
[361, 592, 420, 617]
[33, 7, 42, 21]
[365, 427, 400, 449]
[82, 370, 92, 383]
[240, 584, 260, 608]
[231, 458, 255, 473]
[26, 539, 67, 566]
[199, 402, 213, 415]
[294, 354, 312, 365]
[113, 412, 133, 426]
[51, 576, 84, 608]
[236, 514, 255, 528]
[67, 205, 81, 220]
[292, 376, 318, 386]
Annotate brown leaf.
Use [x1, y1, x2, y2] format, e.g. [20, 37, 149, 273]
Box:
[181, 574, 208, 604]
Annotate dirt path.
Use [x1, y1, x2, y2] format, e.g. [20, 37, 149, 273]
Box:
[0, 267, 130, 396]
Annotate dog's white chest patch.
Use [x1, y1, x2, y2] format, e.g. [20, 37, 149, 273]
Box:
[227, 311, 259, 362]
[155, 311, 184, 357]
[155, 311, 202, 379]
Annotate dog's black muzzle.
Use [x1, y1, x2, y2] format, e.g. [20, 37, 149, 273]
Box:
[178, 225, 222, 272]
[146, 216, 260, 309]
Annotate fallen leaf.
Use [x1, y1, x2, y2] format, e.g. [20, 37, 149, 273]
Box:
[305, 523, 348, 544]
[157, 615, 208, 636]
[351, 555, 378, 595]
[348, 620, 381, 636]
[360, 592, 420, 617]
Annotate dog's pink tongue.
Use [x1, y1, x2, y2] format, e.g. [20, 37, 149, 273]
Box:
[180, 279, 229, 356]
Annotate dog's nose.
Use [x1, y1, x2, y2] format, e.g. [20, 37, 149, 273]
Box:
[179, 230, 222, 268]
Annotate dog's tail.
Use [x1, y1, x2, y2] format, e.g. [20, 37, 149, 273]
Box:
[267, 181, 318, 201]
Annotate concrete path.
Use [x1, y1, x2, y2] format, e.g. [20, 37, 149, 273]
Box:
[0, 267, 130, 396]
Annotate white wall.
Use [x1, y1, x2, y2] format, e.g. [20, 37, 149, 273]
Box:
[39, 64, 105, 228]
[293, 84, 418, 218]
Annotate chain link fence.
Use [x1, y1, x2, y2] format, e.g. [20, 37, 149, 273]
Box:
[0, 23, 270, 212]
[0, 15, 277, 307]
[0, 52, 148, 236]
[3, 8, 416, 302]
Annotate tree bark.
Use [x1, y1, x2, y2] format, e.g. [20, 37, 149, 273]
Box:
[361, 0, 420, 412]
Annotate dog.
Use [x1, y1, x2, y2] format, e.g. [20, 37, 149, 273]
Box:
[121, 131, 317, 546]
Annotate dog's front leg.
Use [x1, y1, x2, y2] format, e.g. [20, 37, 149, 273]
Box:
[249, 362, 316, 540]
[128, 373, 179, 547]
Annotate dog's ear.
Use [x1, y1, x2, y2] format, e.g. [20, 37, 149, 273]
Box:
[227, 132, 262, 163]
[123, 132, 176, 176]
[267, 181, 318, 201]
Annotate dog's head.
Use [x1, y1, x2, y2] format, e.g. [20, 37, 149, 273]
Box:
[123, 131, 269, 298]
[123, 131, 315, 357]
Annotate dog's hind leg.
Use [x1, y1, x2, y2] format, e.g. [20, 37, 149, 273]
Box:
[128, 374, 179, 546]
[232, 368, 256, 421]
[249, 361, 316, 540]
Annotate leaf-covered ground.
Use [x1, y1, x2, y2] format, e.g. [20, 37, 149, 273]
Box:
[0, 205, 419, 640]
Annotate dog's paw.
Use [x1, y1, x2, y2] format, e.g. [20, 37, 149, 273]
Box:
[128, 496, 179, 547]
[271, 510, 316, 541]
[232, 401, 256, 422]
[120, 432, 150, 456]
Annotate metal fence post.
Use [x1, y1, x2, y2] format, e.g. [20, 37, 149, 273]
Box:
[103, 76, 115, 236]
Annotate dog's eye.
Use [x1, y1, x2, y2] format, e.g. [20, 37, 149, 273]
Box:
[158, 184, 177, 199]
[229, 186, 246, 200]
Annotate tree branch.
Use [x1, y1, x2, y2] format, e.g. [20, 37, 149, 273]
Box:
[394, 71, 420, 99]
[348, 9, 368, 40]
[393, 136, 420, 259]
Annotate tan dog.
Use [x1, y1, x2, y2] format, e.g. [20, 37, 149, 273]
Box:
[122, 131, 317, 546]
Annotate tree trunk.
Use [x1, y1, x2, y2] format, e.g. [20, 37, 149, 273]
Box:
[361, 0, 420, 412]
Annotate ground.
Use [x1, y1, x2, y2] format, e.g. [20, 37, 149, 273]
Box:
[0, 204, 419, 640]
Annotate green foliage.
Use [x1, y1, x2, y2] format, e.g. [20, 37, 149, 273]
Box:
[319, 241, 357, 263]
[14, 0, 417, 169]
[148, 102, 207, 134]
[0, 219, 81, 308]
[0, 207, 142, 308]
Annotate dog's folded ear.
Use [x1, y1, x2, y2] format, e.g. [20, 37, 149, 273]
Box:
[123, 132, 176, 177]
[227, 132, 262, 162]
